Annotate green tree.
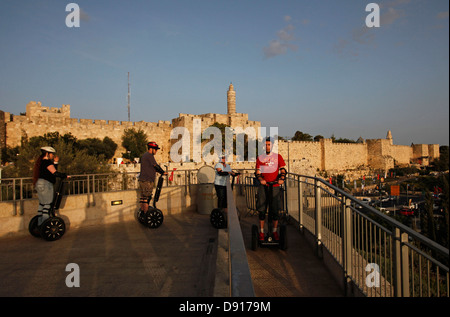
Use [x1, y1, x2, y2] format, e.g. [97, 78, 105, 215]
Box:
[76, 136, 117, 161]
[292, 131, 313, 141]
[423, 190, 437, 242]
[433, 146, 449, 172]
[2, 131, 113, 177]
[314, 135, 324, 142]
[121, 128, 148, 161]
[437, 175, 449, 248]
[334, 137, 356, 143]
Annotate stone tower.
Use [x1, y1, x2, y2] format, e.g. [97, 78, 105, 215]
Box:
[227, 83, 236, 115]
[386, 130, 393, 145]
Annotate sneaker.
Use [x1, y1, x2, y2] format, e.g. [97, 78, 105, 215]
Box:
[273, 232, 279, 241]
[258, 232, 265, 241]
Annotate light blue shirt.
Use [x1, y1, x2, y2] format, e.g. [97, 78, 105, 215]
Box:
[214, 163, 232, 186]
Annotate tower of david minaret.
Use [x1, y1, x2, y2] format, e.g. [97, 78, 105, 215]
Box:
[227, 83, 236, 115]
[386, 130, 393, 145]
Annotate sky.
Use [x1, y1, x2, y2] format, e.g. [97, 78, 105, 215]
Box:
[0, 0, 449, 146]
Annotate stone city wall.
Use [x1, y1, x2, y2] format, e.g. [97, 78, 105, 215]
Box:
[391, 144, 413, 166]
[3, 109, 172, 163]
[321, 139, 368, 171]
[0, 101, 440, 176]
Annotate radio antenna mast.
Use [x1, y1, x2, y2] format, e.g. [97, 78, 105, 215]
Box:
[127, 72, 130, 122]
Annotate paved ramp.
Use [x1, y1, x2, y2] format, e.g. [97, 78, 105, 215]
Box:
[0, 212, 219, 297]
[240, 215, 343, 297]
[0, 212, 343, 297]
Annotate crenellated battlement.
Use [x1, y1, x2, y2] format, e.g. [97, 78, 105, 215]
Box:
[26, 101, 70, 119]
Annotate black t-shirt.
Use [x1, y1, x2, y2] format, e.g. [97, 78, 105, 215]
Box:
[39, 159, 57, 184]
[139, 152, 157, 182]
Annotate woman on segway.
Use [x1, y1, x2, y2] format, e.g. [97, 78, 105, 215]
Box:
[32, 146, 68, 226]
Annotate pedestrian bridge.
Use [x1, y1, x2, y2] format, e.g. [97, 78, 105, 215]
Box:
[0, 171, 448, 297]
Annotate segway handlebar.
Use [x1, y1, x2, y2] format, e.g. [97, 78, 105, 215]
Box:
[261, 180, 282, 186]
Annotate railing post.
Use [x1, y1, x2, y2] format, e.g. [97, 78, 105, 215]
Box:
[393, 228, 401, 296]
[401, 232, 410, 297]
[12, 178, 17, 216]
[298, 177, 303, 232]
[86, 175, 91, 207]
[342, 198, 353, 294]
[19, 178, 24, 215]
[315, 179, 323, 258]
[184, 170, 188, 196]
[393, 228, 410, 297]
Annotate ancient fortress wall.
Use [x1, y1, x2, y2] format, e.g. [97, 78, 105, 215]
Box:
[392, 144, 413, 166]
[2, 102, 172, 163]
[321, 139, 367, 171]
[367, 139, 394, 171]
[278, 141, 322, 175]
[0, 84, 440, 175]
[428, 144, 440, 160]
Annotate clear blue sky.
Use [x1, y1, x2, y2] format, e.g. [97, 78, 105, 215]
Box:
[1, 0, 448, 146]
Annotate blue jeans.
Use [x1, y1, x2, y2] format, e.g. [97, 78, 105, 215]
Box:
[35, 179, 54, 225]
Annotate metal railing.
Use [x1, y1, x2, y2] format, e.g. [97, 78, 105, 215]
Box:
[1, 169, 256, 203]
[5, 169, 446, 297]
[280, 173, 449, 297]
[0, 170, 195, 202]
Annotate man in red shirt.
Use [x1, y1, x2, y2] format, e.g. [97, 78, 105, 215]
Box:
[255, 137, 287, 241]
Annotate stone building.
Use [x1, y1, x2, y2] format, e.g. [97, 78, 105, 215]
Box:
[0, 84, 440, 176]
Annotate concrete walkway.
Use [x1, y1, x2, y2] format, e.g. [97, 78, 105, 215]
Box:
[0, 211, 343, 297]
[240, 215, 344, 297]
[0, 212, 219, 297]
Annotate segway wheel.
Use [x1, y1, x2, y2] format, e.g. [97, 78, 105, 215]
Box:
[28, 215, 41, 238]
[40, 217, 66, 241]
[279, 224, 288, 250]
[146, 208, 164, 229]
[251, 224, 259, 251]
[210, 208, 226, 229]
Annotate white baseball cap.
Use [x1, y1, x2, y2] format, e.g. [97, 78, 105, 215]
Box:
[41, 146, 56, 153]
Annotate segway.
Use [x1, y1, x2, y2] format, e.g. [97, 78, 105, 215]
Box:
[251, 181, 287, 251]
[137, 174, 165, 229]
[210, 208, 227, 229]
[210, 172, 240, 229]
[29, 177, 67, 241]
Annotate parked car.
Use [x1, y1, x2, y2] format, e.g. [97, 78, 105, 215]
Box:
[399, 208, 414, 216]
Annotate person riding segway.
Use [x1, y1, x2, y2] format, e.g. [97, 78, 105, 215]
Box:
[210, 155, 240, 229]
[29, 146, 69, 241]
[251, 137, 287, 250]
[137, 141, 167, 229]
